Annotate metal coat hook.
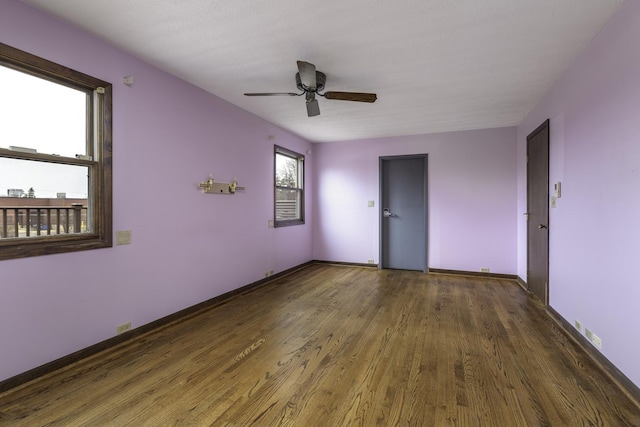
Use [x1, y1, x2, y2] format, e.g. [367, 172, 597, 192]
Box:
[197, 176, 246, 194]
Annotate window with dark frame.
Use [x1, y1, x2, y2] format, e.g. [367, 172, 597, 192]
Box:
[0, 42, 112, 260]
[274, 145, 304, 227]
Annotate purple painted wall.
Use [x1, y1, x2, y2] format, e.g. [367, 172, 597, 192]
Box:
[313, 128, 518, 273]
[0, 0, 313, 382]
[517, 1, 640, 387]
[5, 0, 637, 394]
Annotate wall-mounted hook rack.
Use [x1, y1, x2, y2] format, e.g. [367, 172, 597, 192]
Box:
[197, 176, 245, 194]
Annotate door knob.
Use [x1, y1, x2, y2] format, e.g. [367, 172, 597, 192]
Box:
[538, 224, 547, 229]
[383, 208, 395, 218]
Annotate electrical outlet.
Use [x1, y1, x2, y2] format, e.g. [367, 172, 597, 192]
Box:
[574, 320, 583, 333]
[116, 322, 131, 335]
[116, 230, 132, 245]
[367, 259, 375, 264]
[585, 328, 602, 349]
[265, 271, 270, 278]
[480, 267, 490, 273]
[268, 220, 274, 228]
[585, 328, 593, 341]
[591, 333, 602, 349]
[269, 270, 274, 276]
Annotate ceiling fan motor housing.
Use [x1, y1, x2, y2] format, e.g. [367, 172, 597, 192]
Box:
[296, 71, 326, 92]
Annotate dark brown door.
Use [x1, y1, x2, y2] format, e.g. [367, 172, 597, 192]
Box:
[527, 120, 550, 304]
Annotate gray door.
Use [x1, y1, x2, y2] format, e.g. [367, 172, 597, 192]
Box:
[527, 120, 550, 304]
[380, 155, 428, 271]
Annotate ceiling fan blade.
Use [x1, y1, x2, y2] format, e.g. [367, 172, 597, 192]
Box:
[297, 61, 317, 89]
[244, 92, 300, 96]
[324, 91, 377, 103]
[306, 99, 320, 117]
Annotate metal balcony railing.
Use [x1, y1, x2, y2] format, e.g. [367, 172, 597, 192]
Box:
[0, 204, 87, 238]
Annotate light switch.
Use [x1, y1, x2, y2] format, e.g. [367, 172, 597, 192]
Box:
[554, 182, 562, 198]
[368, 200, 375, 207]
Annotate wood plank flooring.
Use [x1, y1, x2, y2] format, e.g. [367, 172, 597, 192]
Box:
[1, 264, 638, 426]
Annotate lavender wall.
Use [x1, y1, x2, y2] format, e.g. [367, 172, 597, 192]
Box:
[0, 0, 313, 382]
[517, 1, 640, 387]
[10, 0, 637, 394]
[313, 128, 517, 273]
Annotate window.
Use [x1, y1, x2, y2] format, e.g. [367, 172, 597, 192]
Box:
[274, 145, 304, 227]
[0, 42, 112, 260]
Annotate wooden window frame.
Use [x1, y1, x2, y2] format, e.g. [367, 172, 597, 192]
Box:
[274, 145, 305, 227]
[0, 42, 112, 260]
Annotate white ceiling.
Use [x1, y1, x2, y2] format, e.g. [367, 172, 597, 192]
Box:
[22, 0, 623, 143]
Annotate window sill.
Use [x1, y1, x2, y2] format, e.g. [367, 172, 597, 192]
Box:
[274, 219, 305, 228]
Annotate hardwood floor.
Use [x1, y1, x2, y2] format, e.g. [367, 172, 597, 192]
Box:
[1, 264, 638, 426]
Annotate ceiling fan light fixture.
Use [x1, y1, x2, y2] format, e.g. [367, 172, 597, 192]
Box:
[305, 90, 315, 102]
[296, 71, 325, 93]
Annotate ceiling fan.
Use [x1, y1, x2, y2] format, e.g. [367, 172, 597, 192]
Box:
[244, 61, 377, 117]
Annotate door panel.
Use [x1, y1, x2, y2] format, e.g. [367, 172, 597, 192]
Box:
[527, 120, 550, 303]
[380, 155, 427, 271]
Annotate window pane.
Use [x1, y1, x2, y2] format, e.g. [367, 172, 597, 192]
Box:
[0, 65, 87, 157]
[0, 158, 90, 238]
[0, 157, 88, 199]
[275, 188, 300, 220]
[275, 153, 298, 188]
[274, 146, 304, 227]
